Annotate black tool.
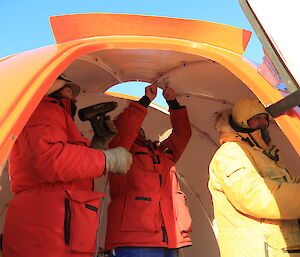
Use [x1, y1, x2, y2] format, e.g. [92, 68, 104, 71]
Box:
[78, 101, 118, 137]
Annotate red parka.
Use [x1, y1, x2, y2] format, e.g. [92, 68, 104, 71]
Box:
[105, 101, 192, 250]
[3, 96, 106, 257]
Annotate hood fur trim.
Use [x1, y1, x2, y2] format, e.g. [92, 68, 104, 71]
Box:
[215, 109, 235, 134]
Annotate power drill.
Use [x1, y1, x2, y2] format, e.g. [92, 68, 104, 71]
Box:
[78, 101, 118, 137]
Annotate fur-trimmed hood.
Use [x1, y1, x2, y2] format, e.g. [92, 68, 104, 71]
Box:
[214, 109, 282, 165]
[215, 109, 235, 134]
[215, 109, 269, 150]
[215, 109, 241, 145]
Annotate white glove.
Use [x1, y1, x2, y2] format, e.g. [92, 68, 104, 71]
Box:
[102, 147, 132, 175]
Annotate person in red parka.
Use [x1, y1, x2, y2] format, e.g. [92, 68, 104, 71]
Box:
[2, 75, 132, 257]
[105, 83, 192, 257]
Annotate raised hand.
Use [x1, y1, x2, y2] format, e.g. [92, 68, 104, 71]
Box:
[162, 86, 176, 101]
[145, 83, 157, 101]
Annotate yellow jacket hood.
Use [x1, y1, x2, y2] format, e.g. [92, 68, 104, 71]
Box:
[215, 109, 271, 151]
[231, 98, 269, 129]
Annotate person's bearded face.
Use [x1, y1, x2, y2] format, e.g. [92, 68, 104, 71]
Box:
[248, 114, 271, 145]
[260, 128, 271, 145]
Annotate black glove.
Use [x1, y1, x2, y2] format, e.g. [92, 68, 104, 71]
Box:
[91, 117, 117, 149]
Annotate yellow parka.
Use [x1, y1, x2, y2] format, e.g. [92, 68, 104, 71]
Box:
[209, 109, 300, 257]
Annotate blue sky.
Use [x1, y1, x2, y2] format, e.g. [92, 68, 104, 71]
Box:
[1, 0, 263, 105]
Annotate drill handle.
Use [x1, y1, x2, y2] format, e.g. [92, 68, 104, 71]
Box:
[90, 115, 114, 137]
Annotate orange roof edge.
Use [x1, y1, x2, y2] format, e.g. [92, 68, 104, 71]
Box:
[49, 13, 251, 55]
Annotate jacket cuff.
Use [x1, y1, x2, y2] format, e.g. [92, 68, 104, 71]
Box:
[166, 99, 182, 109]
[138, 95, 151, 108]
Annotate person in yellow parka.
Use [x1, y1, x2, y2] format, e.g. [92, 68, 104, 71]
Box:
[209, 98, 300, 257]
